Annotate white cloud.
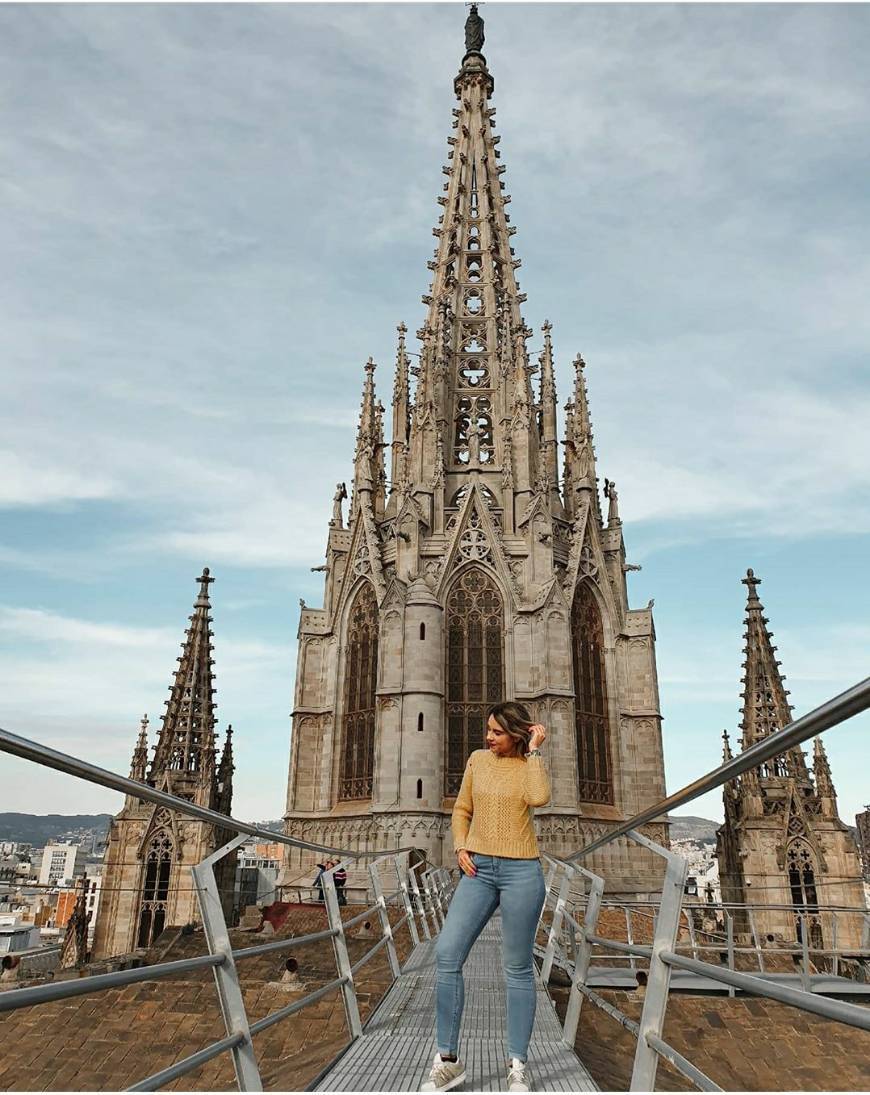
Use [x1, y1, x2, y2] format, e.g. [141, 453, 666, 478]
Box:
[1, 4, 868, 824]
[0, 451, 118, 507]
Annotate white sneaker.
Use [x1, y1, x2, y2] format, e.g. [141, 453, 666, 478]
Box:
[507, 1057, 530, 1092]
[420, 1052, 466, 1091]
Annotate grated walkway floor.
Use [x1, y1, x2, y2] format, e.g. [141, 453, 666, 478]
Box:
[312, 916, 597, 1092]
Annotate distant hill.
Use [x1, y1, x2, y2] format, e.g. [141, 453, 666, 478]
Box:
[256, 819, 284, 834]
[0, 813, 113, 846]
[668, 815, 720, 844]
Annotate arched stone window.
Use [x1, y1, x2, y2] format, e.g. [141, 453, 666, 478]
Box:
[449, 482, 499, 510]
[339, 582, 379, 800]
[137, 830, 173, 949]
[446, 567, 504, 795]
[453, 396, 494, 465]
[570, 582, 613, 803]
[787, 840, 823, 949]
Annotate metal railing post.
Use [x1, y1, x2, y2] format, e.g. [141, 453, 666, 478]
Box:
[422, 869, 445, 931]
[747, 905, 764, 973]
[538, 857, 558, 940]
[435, 868, 451, 914]
[831, 913, 839, 978]
[541, 863, 572, 984]
[322, 861, 363, 1038]
[800, 914, 812, 993]
[394, 854, 421, 947]
[685, 908, 699, 961]
[563, 865, 604, 1047]
[625, 906, 637, 973]
[191, 834, 263, 1092]
[725, 913, 736, 998]
[408, 862, 432, 940]
[369, 859, 401, 979]
[628, 830, 687, 1093]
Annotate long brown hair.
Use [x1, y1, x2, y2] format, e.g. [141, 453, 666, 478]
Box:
[485, 701, 535, 757]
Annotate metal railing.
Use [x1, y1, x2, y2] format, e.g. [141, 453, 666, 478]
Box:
[2, 673, 868, 1091]
[534, 674, 870, 1091]
[0, 724, 454, 1092]
[539, 894, 870, 984]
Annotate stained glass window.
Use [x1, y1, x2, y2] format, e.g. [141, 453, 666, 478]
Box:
[570, 582, 614, 803]
[445, 567, 504, 795]
[339, 582, 378, 800]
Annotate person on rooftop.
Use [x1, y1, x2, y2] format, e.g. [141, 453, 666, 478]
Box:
[421, 701, 550, 1094]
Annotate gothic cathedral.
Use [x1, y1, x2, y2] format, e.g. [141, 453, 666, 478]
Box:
[717, 569, 865, 949]
[281, 10, 669, 898]
[93, 570, 236, 959]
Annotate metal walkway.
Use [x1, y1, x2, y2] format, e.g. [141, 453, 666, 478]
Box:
[312, 916, 598, 1092]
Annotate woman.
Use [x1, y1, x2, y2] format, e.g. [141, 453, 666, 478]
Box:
[421, 701, 550, 1094]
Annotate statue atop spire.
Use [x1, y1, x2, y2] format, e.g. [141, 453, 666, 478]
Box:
[464, 4, 485, 56]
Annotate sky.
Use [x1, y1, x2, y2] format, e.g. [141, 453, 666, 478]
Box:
[2, 3, 869, 831]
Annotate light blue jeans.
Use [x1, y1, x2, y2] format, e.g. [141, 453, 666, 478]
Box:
[434, 853, 546, 1062]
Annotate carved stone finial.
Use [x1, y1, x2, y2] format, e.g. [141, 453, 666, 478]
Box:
[742, 567, 763, 606]
[464, 4, 485, 55]
[195, 567, 213, 607]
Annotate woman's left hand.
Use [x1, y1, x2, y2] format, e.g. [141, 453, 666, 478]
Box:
[529, 724, 547, 750]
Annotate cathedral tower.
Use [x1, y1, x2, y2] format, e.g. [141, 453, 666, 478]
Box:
[716, 569, 865, 949]
[93, 569, 236, 959]
[282, 8, 668, 896]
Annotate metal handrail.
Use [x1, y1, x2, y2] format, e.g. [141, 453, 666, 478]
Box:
[661, 950, 870, 1030]
[248, 975, 351, 1036]
[565, 676, 870, 862]
[0, 725, 416, 861]
[0, 724, 456, 1092]
[231, 926, 339, 961]
[129, 1032, 248, 1092]
[0, 953, 225, 1012]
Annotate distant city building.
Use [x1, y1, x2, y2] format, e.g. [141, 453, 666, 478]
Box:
[855, 805, 870, 883]
[234, 840, 281, 915]
[38, 843, 83, 887]
[671, 838, 721, 905]
[54, 889, 78, 930]
[0, 914, 40, 954]
[92, 570, 236, 959]
[716, 570, 865, 948]
[0, 841, 32, 857]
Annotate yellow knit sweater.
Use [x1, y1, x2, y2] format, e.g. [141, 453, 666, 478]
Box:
[451, 748, 551, 859]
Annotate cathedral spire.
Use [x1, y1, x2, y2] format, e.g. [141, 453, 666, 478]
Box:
[351, 358, 384, 513]
[538, 321, 562, 514]
[216, 723, 234, 813]
[390, 323, 411, 501]
[813, 736, 837, 812]
[149, 568, 218, 781]
[129, 713, 149, 782]
[737, 568, 809, 781]
[407, 3, 545, 522]
[563, 353, 599, 520]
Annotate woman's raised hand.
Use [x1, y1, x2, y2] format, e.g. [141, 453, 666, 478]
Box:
[529, 724, 547, 750]
[457, 849, 477, 877]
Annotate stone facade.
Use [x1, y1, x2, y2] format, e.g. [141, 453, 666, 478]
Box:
[856, 805, 870, 883]
[717, 569, 866, 950]
[92, 570, 236, 959]
[281, 26, 669, 898]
